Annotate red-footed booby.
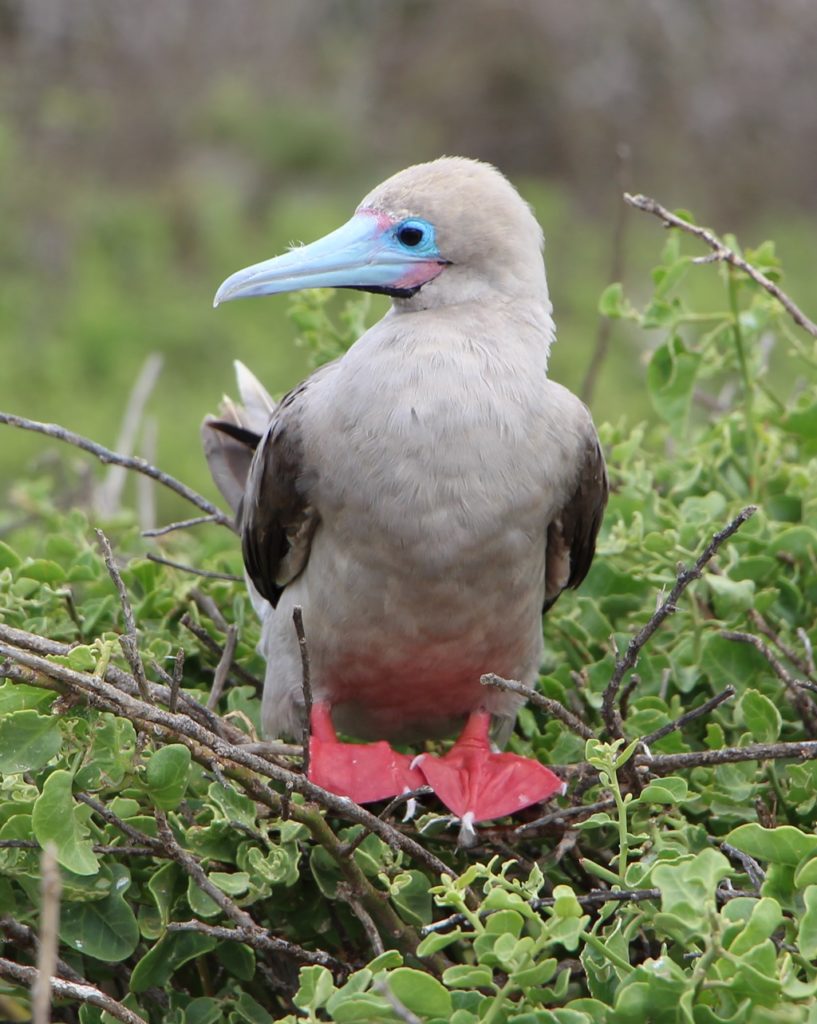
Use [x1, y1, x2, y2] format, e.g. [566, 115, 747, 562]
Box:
[203, 157, 607, 828]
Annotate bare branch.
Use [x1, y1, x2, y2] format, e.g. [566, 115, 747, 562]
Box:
[146, 552, 242, 581]
[624, 194, 817, 339]
[721, 630, 817, 736]
[602, 506, 756, 738]
[96, 529, 151, 703]
[207, 624, 237, 711]
[481, 673, 593, 739]
[640, 686, 736, 747]
[293, 606, 313, 775]
[0, 411, 233, 528]
[337, 883, 385, 957]
[0, 917, 83, 984]
[0, 957, 148, 1024]
[180, 614, 262, 691]
[142, 513, 221, 538]
[33, 844, 61, 1024]
[515, 798, 617, 836]
[164, 920, 345, 972]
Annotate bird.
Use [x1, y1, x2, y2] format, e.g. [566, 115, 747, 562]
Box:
[203, 157, 607, 829]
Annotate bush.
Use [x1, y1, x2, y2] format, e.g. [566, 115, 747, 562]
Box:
[1, 202, 816, 1022]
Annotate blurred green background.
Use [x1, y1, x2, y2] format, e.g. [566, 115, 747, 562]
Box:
[1, 0, 816, 521]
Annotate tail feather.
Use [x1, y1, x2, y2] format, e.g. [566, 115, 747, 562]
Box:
[201, 363, 274, 514]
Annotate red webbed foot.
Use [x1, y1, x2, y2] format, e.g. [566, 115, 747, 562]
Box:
[308, 703, 425, 803]
[414, 711, 564, 823]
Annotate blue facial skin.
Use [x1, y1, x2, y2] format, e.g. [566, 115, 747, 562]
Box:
[214, 214, 446, 307]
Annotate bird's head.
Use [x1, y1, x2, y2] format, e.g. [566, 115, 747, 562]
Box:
[214, 157, 548, 312]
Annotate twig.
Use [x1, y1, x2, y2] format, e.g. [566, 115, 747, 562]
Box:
[190, 588, 230, 632]
[32, 844, 61, 1024]
[640, 686, 736, 747]
[337, 883, 385, 957]
[515, 798, 617, 836]
[96, 529, 151, 703]
[77, 794, 164, 854]
[169, 647, 184, 714]
[0, 958, 147, 1024]
[602, 506, 756, 738]
[632, 739, 817, 774]
[136, 414, 158, 532]
[0, 411, 233, 528]
[373, 980, 422, 1024]
[0, 917, 83, 983]
[582, 141, 631, 403]
[164, 921, 344, 972]
[146, 552, 242, 582]
[95, 353, 164, 519]
[748, 610, 817, 684]
[420, 887, 661, 937]
[624, 194, 817, 340]
[721, 631, 817, 736]
[180, 614, 263, 691]
[719, 841, 765, 891]
[293, 606, 313, 775]
[142, 513, 222, 538]
[481, 674, 593, 739]
[207, 625, 237, 711]
[0, 639, 451, 876]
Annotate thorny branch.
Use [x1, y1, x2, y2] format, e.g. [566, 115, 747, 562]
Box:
[624, 193, 817, 340]
[0, 411, 234, 528]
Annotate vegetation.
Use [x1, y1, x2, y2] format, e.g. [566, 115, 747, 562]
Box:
[1, 204, 817, 1023]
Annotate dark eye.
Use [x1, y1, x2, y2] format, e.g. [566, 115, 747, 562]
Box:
[397, 224, 425, 247]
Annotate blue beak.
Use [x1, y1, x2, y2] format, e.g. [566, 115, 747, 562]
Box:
[214, 212, 445, 307]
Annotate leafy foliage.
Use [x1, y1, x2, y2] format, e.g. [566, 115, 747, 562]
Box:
[1, 214, 817, 1022]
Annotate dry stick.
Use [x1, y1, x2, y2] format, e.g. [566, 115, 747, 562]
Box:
[640, 686, 736, 748]
[190, 588, 230, 632]
[582, 141, 631, 404]
[169, 647, 185, 714]
[164, 921, 343, 972]
[207, 624, 237, 711]
[0, 958, 148, 1024]
[420, 887, 662, 937]
[481, 673, 594, 739]
[722, 630, 817, 736]
[293, 606, 313, 775]
[146, 552, 242, 582]
[337, 883, 385, 957]
[750, 610, 817, 684]
[96, 529, 151, 704]
[624, 194, 817, 340]
[32, 845, 60, 1024]
[95, 352, 164, 519]
[143, 513, 222, 538]
[515, 797, 617, 836]
[155, 812, 343, 971]
[601, 506, 757, 739]
[373, 981, 423, 1024]
[180, 614, 263, 691]
[0, 411, 234, 528]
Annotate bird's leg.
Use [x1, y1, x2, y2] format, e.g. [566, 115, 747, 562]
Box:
[413, 710, 565, 823]
[307, 702, 425, 803]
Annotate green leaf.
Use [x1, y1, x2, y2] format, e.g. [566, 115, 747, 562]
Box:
[144, 744, 191, 810]
[32, 770, 99, 876]
[61, 878, 140, 962]
[598, 283, 625, 318]
[798, 886, 817, 959]
[443, 964, 494, 987]
[130, 932, 217, 993]
[725, 824, 817, 866]
[738, 689, 782, 743]
[0, 709, 62, 773]
[638, 776, 688, 804]
[294, 965, 335, 1012]
[646, 336, 701, 437]
[387, 968, 452, 1017]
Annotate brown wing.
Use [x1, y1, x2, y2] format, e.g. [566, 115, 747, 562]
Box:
[543, 432, 608, 612]
[240, 382, 319, 607]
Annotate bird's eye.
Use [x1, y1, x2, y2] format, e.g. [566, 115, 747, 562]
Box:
[397, 224, 425, 247]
